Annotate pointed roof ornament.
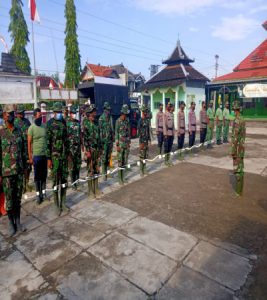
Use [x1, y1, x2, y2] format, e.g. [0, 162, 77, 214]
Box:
[262, 20, 267, 31]
[163, 39, 194, 65]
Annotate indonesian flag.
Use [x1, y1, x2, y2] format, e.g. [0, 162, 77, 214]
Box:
[28, 0, 40, 23]
[49, 79, 55, 89]
[58, 82, 63, 89]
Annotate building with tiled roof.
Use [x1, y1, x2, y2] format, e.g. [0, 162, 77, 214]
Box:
[206, 21, 267, 118]
[141, 40, 209, 128]
[81, 63, 120, 81]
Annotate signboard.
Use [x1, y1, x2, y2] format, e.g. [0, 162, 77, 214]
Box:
[243, 84, 267, 98]
[39, 88, 78, 100]
[0, 81, 35, 104]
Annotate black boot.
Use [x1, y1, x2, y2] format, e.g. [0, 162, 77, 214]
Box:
[14, 205, 26, 233]
[7, 210, 16, 237]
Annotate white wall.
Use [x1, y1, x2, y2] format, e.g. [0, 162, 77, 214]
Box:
[185, 86, 205, 126]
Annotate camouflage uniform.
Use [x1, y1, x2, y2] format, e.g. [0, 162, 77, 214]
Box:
[46, 102, 69, 215]
[206, 102, 215, 147]
[15, 104, 32, 193]
[115, 104, 131, 184]
[138, 105, 151, 176]
[231, 101, 246, 196]
[67, 106, 82, 189]
[99, 102, 114, 180]
[83, 104, 102, 199]
[216, 106, 223, 145]
[0, 104, 27, 236]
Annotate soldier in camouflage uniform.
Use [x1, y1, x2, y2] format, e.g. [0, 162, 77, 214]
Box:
[15, 104, 32, 193]
[83, 104, 102, 199]
[47, 102, 69, 215]
[0, 104, 27, 236]
[115, 104, 131, 185]
[99, 102, 114, 181]
[231, 101, 246, 196]
[138, 105, 151, 177]
[206, 101, 215, 148]
[67, 106, 82, 190]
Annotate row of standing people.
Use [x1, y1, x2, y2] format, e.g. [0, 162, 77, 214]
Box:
[156, 101, 231, 165]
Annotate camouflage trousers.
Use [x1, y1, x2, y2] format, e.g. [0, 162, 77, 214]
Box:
[233, 157, 244, 195]
[223, 120, 230, 142]
[2, 174, 23, 211]
[68, 148, 82, 184]
[86, 149, 100, 177]
[51, 157, 68, 189]
[101, 142, 113, 167]
[139, 142, 149, 160]
[117, 145, 130, 168]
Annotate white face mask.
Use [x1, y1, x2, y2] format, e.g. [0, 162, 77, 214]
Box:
[71, 113, 76, 119]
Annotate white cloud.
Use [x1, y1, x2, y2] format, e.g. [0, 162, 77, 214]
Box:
[211, 15, 258, 41]
[250, 5, 267, 14]
[189, 27, 200, 32]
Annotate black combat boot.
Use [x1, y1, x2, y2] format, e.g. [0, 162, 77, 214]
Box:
[7, 210, 16, 237]
[14, 205, 26, 233]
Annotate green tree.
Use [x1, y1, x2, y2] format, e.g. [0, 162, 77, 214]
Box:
[64, 0, 81, 88]
[8, 0, 31, 74]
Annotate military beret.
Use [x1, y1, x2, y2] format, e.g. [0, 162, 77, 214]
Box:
[69, 105, 77, 114]
[121, 104, 130, 114]
[53, 102, 63, 112]
[140, 104, 149, 112]
[3, 104, 15, 113]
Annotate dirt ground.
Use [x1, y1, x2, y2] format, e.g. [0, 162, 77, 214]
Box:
[103, 153, 267, 299]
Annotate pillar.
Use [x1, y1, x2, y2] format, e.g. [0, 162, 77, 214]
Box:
[175, 89, 179, 129]
[150, 92, 155, 128]
[162, 91, 166, 113]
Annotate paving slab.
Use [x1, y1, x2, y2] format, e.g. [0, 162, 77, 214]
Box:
[23, 200, 68, 224]
[50, 252, 145, 300]
[0, 210, 42, 237]
[184, 241, 252, 291]
[15, 224, 82, 275]
[0, 234, 13, 259]
[0, 251, 47, 300]
[72, 200, 138, 233]
[120, 216, 198, 261]
[48, 215, 105, 249]
[89, 232, 177, 295]
[158, 266, 233, 300]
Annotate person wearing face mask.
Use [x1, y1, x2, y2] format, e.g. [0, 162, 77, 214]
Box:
[163, 102, 175, 166]
[46, 102, 69, 216]
[188, 101, 197, 148]
[0, 104, 27, 236]
[66, 106, 82, 190]
[15, 104, 32, 193]
[28, 108, 47, 204]
[199, 101, 208, 145]
[215, 103, 223, 145]
[99, 102, 114, 181]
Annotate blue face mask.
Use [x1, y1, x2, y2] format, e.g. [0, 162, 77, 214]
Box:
[55, 113, 63, 120]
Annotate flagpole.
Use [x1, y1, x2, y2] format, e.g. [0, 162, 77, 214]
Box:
[31, 21, 38, 108]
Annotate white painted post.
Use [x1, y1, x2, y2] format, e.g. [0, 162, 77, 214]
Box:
[150, 92, 155, 128]
[175, 89, 178, 129]
[162, 91, 165, 113]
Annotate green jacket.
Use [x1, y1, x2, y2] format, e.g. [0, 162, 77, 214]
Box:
[83, 118, 100, 151]
[0, 124, 26, 177]
[137, 117, 151, 144]
[231, 116, 246, 158]
[115, 117, 131, 148]
[99, 112, 114, 144]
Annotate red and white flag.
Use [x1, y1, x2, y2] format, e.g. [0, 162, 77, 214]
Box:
[49, 79, 55, 89]
[28, 0, 40, 23]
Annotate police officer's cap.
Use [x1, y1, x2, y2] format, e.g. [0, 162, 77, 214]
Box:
[121, 104, 130, 114]
[3, 104, 15, 113]
[103, 101, 111, 110]
[159, 103, 163, 107]
[180, 101, 185, 106]
[16, 104, 25, 113]
[53, 102, 63, 112]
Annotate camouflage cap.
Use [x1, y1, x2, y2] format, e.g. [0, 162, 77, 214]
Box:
[140, 104, 149, 112]
[16, 104, 25, 113]
[69, 105, 77, 114]
[85, 104, 96, 114]
[53, 102, 63, 112]
[3, 104, 15, 113]
[121, 104, 130, 114]
[232, 100, 241, 110]
[103, 101, 111, 110]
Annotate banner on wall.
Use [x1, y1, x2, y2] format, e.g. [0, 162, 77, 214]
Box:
[243, 84, 267, 98]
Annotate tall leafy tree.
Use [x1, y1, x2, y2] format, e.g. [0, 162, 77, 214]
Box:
[64, 0, 81, 88]
[8, 0, 31, 74]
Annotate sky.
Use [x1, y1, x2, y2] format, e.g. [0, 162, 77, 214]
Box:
[0, 0, 266, 81]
